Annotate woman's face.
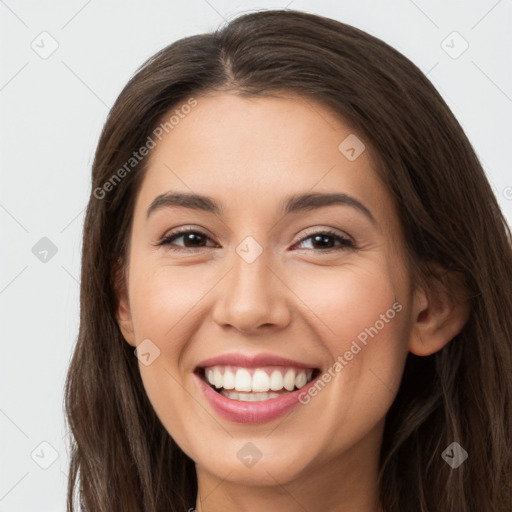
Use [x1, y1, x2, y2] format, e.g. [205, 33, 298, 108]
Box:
[118, 92, 416, 491]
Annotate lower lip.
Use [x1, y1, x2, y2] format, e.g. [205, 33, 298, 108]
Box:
[195, 373, 317, 424]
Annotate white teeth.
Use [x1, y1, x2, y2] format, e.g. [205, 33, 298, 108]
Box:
[221, 390, 239, 400]
[222, 369, 235, 390]
[204, 365, 315, 394]
[295, 371, 307, 389]
[214, 367, 223, 389]
[221, 390, 281, 401]
[283, 369, 296, 391]
[270, 370, 284, 391]
[234, 369, 252, 392]
[252, 369, 270, 392]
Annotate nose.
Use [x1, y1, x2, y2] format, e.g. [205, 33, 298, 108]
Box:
[211, 248, 291, 334]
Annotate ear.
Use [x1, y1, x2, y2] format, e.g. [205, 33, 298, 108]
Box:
[408, 266, 471, 356]
[112, 258, 136, 347]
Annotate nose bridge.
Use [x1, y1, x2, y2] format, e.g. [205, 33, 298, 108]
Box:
[212, 236, 290, 332]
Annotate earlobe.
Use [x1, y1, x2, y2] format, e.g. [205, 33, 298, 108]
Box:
[112, 260, 136, 347]
[408, 269, 471, 357]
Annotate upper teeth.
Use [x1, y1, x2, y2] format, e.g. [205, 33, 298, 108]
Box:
[205, 366, 313, 393]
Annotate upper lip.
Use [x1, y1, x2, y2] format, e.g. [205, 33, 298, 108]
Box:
[196, 352, 319, 370]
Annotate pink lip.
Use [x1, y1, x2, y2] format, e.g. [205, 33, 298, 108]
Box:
[194, 353, 320, 423]
[196, 352, 316, 370]
[195, 375, 320, 424]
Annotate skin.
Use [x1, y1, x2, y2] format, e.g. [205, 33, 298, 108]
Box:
[116, 92, 469, 512]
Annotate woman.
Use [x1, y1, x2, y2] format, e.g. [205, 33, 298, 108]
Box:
[64, 9, 512, 512]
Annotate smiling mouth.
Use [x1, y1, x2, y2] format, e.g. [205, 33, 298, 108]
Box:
[196, 365, 321, 402]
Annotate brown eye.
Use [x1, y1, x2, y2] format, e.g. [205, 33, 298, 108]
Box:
[158, 230, 216, 251]
[293, 230, 355, 252]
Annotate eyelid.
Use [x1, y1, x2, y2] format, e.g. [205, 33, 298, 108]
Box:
[157, 226, 217, 249]
[297, 226, 354, 244]
[159, 225, 215, 242]
[291, 228, 356, 252]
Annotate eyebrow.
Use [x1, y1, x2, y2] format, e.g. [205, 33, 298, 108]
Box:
[146, 191, 376, 225]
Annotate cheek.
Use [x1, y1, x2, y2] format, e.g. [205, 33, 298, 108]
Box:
[290, 262, 409, 432]
[290, 261, 403, 350]
[128, 261, 209, 346]
[127, 261, 218, 443]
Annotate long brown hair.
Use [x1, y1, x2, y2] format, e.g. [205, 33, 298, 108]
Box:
[64, 9, 512, 511]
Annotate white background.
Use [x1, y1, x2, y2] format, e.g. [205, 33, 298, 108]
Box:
[1, 1, 511, 510]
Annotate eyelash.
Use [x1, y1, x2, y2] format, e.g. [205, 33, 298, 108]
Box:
[156, 228, 356, 253]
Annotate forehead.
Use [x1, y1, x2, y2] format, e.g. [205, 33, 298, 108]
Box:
[136, 92, 394, 227]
